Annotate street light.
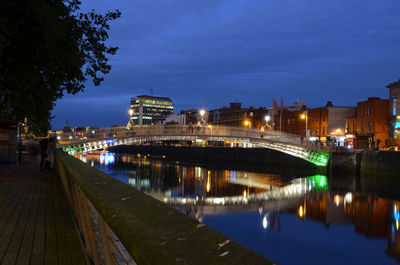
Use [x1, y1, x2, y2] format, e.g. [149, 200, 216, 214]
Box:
[300, 111, 308, 138]
[129, 109, 134, 116]
[244, 120, 250, 128]
[199, 109, 206, 125]
[264, 115, 271, 128]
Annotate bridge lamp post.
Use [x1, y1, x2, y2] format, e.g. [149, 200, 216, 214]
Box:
[128, 109, 134, 127]
[199, 109, 206, 125]
[264, 115, 271, 128]
[300, 112, 308, 138]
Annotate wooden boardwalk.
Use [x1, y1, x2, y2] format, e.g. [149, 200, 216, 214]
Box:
[0, 159, 88, 265]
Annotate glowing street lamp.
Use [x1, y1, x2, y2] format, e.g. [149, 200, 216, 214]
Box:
[129, 109, 134, 116]
[264, 115, 271, 128]
[243, 120, 251, 128]
[199, 109, 206, 125]
[300, 111, 308, 138]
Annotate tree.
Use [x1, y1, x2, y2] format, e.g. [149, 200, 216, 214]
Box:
[0, 0, 121, 135]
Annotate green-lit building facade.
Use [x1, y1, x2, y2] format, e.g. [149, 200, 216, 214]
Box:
[130, 95, 174, 125]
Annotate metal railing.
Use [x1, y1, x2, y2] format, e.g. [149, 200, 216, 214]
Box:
[61, 124, 330, 152]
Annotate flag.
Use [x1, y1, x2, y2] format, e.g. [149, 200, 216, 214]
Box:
[273, 100, 278, 115]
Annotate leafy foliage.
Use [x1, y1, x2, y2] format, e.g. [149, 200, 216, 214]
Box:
[0, 0, 120, 135]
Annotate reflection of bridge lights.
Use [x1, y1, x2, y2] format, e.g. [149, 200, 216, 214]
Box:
[394, 205, 400, 221]
[100, 153, 115, 165]
[229, 170, 236, 180]
[206, 171, 211, 192]
[344, 193, 352, 204]
[243, 190, 247, 197]
[299, 205, 304, 218]
[195, 167, 202, 179]
[262, 215, 268, 229]
[396, 221, 399, 231]
[334, 195, 340, 207]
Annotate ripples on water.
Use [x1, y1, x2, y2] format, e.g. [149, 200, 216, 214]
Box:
[77, 152, 400, 265]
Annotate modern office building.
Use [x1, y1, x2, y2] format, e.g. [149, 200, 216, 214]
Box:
[130, 95, 174, 125]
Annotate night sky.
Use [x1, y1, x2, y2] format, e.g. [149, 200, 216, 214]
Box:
[52, 0, 400, 129]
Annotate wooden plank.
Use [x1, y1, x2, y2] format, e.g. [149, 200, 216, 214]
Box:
[0, 176, 34, 262]
[0, 161, 89, 265]
[31, 173, 47, 265]
[2, 253, 17, 265]
[0, 173, 27, 238]
[15, 172, 44, 265]
[5, 177, 38, 257]
[45, 175, 58, 265]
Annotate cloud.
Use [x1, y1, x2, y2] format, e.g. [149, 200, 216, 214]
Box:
[52, 0, 400, 128]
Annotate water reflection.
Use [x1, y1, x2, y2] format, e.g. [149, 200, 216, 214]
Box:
[77, 152, 400, 265]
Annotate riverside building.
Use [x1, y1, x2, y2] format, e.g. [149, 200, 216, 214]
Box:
[130, 95, 174, 125]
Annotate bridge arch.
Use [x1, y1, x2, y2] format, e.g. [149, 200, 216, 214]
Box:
[58, 125, 331, 166]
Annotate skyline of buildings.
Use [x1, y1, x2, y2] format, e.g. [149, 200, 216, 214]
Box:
[58, 79, 400, 150]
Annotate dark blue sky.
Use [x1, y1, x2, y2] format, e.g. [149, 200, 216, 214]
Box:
[52, 0, 400, 129]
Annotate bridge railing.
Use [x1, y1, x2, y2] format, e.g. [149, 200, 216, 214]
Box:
[62, 124, 330, 152]
[55, 149, 274, 265]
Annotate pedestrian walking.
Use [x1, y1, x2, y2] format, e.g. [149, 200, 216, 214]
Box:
[46, 136, 57, 170]
[39, 137, 49, 171]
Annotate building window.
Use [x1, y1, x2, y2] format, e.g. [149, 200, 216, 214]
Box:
[394, 98, 397, 115]
[368, 105, 371, 116]
[353, 121, 356, 132]
[323, 127, 325, 135]
[316, 128, 319, 135]
[368, 122, 372, 133]
[288, 119, 290, 125]
[316, 116, 319, 122]
[361, 123, 364, 133]
[361, 107, 364, 117]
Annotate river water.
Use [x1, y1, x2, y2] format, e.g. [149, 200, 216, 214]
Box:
[78, 152, 400, 265]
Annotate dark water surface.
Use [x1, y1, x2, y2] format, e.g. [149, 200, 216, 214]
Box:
[78, 152, 400, 265]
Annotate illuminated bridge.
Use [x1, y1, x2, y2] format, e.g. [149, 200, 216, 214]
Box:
[58, 125, 331, 166]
